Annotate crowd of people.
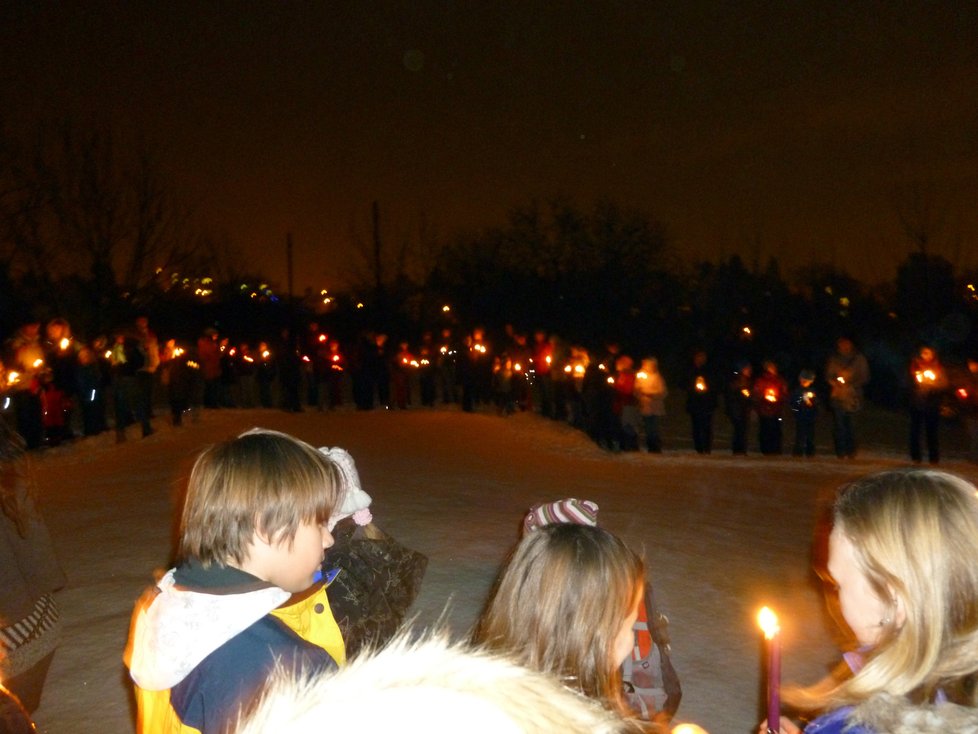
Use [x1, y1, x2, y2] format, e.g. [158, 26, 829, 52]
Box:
[3, 363, 978, 731]
[3, 316, 978, 465]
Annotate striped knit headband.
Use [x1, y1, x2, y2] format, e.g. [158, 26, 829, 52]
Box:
[523, 498, 599, 535]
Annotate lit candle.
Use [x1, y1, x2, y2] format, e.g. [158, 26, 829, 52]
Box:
[758, 607, 781, 733]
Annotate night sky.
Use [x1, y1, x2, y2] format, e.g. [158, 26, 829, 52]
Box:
[2, 2, 976, 292]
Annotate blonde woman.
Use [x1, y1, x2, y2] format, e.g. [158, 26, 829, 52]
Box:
[761, 469, 978, 733]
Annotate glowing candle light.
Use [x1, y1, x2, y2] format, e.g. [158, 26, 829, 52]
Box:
[59, 337, 70, 351]
[758, 607, 781, 733]
[764, 388, 777, 403]
[695, 376, 707, 391]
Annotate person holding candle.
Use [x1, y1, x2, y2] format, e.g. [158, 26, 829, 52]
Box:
[824, 337, 869, 459]
[726, 360, 754, 455]
[759, 469, 978, 733]
[752, 360, 788, 455]
[685, 349, 718, 454]
[635, 356, 668, 453]
[907, 345, 948, 464]
[789, 369, 819, 457]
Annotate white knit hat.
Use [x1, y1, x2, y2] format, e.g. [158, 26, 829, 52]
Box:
[319, 446, 373, 530]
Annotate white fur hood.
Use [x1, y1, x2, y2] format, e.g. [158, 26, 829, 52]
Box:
[126, 569, 290, 691]
[851, 692, 978, 734]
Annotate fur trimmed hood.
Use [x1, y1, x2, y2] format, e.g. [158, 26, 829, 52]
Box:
[850, 693, 978, 734]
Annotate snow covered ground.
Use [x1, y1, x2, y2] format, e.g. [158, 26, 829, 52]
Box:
[25, 403, 978, 733]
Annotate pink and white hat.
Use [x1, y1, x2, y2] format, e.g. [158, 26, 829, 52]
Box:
[319, 446, 373, 530]
[523, 498, 599, 535]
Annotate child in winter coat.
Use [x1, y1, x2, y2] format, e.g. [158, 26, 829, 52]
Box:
[125, 428, 346, 734]
[790, 369, 818, 457]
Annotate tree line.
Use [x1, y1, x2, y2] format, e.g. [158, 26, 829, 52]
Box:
[2, 122, 976, 409]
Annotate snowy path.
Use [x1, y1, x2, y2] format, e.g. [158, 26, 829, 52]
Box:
[27, 407, 978, 733]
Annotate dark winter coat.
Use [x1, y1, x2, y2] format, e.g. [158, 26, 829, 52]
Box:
[804, 693, 978, 734]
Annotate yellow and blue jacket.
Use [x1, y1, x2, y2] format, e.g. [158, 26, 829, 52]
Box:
[125, 562, 345, 734]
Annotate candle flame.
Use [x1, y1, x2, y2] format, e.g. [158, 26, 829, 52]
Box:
[695, 376, 707, 391]
[59, 337, 71, 350]
[758, 607, 780, 639]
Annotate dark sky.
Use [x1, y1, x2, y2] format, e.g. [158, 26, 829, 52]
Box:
[2, 2, 976, 292]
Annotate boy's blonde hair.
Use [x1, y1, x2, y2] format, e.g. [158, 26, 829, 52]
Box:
[476, 523, 645, 716]
[790, 469, 978, 711]
[179, 428, 340, 567]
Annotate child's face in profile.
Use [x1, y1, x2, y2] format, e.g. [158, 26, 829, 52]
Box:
[258, 520, 334, 593]
[613, 586, 642, 667]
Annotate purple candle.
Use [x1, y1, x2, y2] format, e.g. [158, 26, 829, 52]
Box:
[758, 607, 781, 733]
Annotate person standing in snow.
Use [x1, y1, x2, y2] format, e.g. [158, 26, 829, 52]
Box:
[635, 357, 668, 453]
[753, 360, 788, 455]
[726, 361, 754, 455]
[685, 350, 718, 454]
[824, 337, 869, 459]
[125, 429, 346, 734]
[907, 345, 948, 465]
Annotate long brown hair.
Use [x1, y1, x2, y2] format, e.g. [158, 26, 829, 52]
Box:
[476, 523, 645, 717]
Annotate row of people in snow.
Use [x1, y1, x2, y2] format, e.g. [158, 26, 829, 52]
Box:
[4, 317, 978, 464]
[0, 317, 162, 448]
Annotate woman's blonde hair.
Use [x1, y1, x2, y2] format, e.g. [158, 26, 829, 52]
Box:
[475, 523, 644, 716]
[790, 469, 978, 712]
[179, 428, 340, 567]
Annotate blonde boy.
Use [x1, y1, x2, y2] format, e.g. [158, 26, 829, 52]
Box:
[125, 429, 346, 734]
